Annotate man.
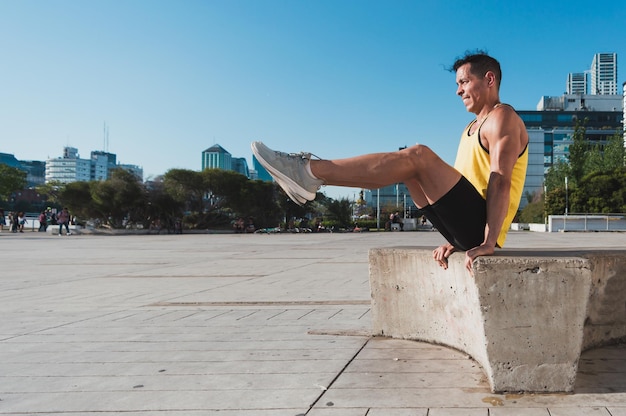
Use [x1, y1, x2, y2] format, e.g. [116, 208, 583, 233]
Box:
[252, 51, 528, 272]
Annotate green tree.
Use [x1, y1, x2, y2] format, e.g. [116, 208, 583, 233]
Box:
[85, 169, 146, 228]
[603, 131, 625, 170]
[583, 145, 604, 175]
[572, 168, 626, 213]
[35, 180, 65, 208]
[145, 179, 185, 231]
[203, 169, 248, 211]
[568, 118, 588, 185]
[238, 180, 283, 228]
[0, 165, 27, 201]
[519, 191, 545, 223]
[163, 169, 206, 213]
[324, 197, 352, 228]
[58, 181, 98, 220]
[545, 187, 566, 216]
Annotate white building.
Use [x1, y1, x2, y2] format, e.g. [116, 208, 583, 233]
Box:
[537, 94, 622, 112]
[591, 53, 618, 95]
[566, 72, 587, 95]
[45, 147, 91, 184]
[45, 147, 143, 184]
[623, 81, 626, 148]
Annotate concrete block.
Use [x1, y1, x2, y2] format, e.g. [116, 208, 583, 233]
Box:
[369, 247, 626, 393]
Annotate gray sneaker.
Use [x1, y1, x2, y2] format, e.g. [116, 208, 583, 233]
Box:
[251, 141, 323, 205]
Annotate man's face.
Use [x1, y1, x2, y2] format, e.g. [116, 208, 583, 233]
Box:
[455, 63, 489, 114]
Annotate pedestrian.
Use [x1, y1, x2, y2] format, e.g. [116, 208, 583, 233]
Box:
[57, 207, 71, 236]
[9, 211, 20, 233]
[0, 209, 5, 232]
[18, 212, 27, 232]
[38, 211, 48, 232]
[251, 51, 528, 272]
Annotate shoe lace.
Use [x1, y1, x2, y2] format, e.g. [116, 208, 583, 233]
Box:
[275, 150, 322, 161]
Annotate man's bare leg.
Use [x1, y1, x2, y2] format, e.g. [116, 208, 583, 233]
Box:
[311, 144, 461, 205]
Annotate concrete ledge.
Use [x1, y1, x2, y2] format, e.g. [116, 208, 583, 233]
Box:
[369, 247, 626, 393]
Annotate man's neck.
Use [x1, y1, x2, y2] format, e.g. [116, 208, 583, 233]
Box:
[475, 100, 502, 121]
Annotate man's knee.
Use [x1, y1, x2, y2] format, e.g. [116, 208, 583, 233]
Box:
[406, 144, 436, 160]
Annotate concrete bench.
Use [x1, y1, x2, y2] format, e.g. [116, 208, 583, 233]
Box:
[369, 247, 626, 393]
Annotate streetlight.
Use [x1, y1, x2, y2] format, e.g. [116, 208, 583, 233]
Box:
[565, 176, 569, 215]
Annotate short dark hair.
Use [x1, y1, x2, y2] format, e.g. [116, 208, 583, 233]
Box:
[451, 50, 502, 88]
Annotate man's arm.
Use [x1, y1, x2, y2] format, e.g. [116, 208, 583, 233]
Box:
[464, 107, 526, 272]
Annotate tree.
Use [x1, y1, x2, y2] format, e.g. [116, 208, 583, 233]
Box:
[100, 169, 146, 227]
[324, 197, 352, 228]
[603, 131, 625, 171]
[145, 179, 185, 230]
[203, 169, 248, 211]
[572, 168, 626, 213]
[163, 169, 206, 213]
[238, 180, 283, 228]
[519, 191, 545, 223]
[545, 187, 566, 216]
[568, 118, 588, 185]
[59, 181, 98, 220]
[0, 165, 27, 201]
[583, 145, 604, 176]
[35, 181, 65, 208]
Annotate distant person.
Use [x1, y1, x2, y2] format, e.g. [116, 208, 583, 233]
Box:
[38, 211, 48, 232]
[251, 51, 528, 272]
[391, 211, 404, 231]
[0, 209, 5, 232]
[48, 209, 58, 226]
[10, 212, 18, 233]
[57, 207, 71, 236]
[17, 212, 26, 232]
[245, 217, 255, 233]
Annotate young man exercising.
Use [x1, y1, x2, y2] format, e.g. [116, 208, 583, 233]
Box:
[252, 51, 528, 272]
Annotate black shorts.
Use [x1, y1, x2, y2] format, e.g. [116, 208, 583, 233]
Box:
[420, 176, 486, 251]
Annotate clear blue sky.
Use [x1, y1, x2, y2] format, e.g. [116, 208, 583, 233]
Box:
[1, 0, 625, 200]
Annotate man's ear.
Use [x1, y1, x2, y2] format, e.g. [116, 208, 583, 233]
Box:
[485, 71, 496, 87]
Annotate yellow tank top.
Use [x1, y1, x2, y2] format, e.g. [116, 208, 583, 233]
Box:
[453, 104, 528, 247]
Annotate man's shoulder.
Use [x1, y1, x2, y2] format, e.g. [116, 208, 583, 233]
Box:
[487, 103, 524, 127]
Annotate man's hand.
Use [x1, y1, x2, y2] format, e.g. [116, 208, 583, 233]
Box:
[464, 244, 495, 274]
[432, 243, 456, 269]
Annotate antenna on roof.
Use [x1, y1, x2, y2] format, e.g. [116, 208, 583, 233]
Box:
[103, 122, 110, 152]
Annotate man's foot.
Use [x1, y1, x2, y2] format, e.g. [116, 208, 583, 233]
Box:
[251, 141, 323, 205]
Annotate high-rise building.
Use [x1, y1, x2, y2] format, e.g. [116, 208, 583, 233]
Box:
[91, 151, 117, 181]
[591, 53, 618, 95]
[519, 94, 623, 200]
[45, 147, 91, 184]
[231, 157, 249, 177]
[202, 144, 232, 171]
[623, 82, 626, 147]
[566, 72, 587, 95]
[252, 155, 273, 182]
[45, 147, 142, 184]
[20, 160, 46, 186]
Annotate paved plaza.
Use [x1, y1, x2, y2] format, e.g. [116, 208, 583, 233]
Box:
[1, 229, 625, 415]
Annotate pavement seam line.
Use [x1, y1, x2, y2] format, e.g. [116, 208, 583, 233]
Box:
[304, 336, 371, 415]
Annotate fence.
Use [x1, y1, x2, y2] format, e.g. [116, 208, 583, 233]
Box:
[548, 214, 626, 232]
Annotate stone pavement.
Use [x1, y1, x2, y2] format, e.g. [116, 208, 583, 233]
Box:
[0, 230, 625, 415]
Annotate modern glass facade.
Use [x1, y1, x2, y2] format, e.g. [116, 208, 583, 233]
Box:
[518, 107, 623, 199]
